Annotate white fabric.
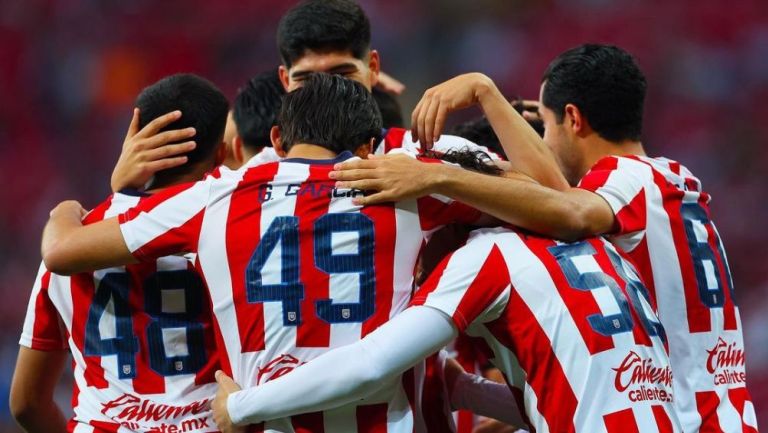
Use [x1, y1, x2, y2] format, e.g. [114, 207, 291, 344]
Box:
[227, 306, 457, 425]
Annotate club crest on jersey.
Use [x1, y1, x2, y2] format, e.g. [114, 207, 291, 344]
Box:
[342, 308, 351, 319]
[612, 351, 673, 403]
[706, 337, 747, 385]
[287, 311, 297, 322]
[122, 365, 132, 375]
[174, 361, 184, 371]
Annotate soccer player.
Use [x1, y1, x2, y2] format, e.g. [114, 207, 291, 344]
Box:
[207, 225, 681, 433]
[40, 73, 516, 433]
[275, 0, 552, 170]
[221, 70, 285, 170]
[12, 73, 229, 432]
[331, 45, 758, 432]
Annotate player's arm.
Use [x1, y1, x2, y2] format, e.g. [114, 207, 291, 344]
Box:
[41, 201, 135, 275]
[411, 73, 568, 190]
[10, 347, 68, 433]
[213, 307, 458, 429]
[443, 357, 524, 427]
[331, 156, 615, 242]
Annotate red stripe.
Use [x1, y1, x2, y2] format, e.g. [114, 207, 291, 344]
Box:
[128, 261, 165, 394]
[193, 260, 220, 386]
[578, 156, 619, 191]
[360, 204, 396, 337]
[652, 405, 675, 433]
[604, 408, 640, 433]
[383, 127, 408, 152]
[451, 245, 510, 331]
[614, 188, 647, 235]
[70, 272, 108, 388]
[485, 278, 578, 432]
[291, 411, 325, 433]
[132, 210, 204, 262]
[227, 162, 281, 352]
[727, 387, 758, 433]
[523, 236, 615, 355]
[509, 386, 534, 432]
[416, 196, 480, 232]
[30, 271, 66, 350]
[621, 236, 658, 311]
[696, 390, 725, 433]
[357, 403, 389, 433]
[295, 165, 334, 347]
[83, 195, 114, 224]
[89, 420, 122, 432]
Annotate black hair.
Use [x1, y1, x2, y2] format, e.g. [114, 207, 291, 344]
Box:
[449, 98, 543, 161]
[233, 70, 285, 151]
[372, 87, 404, 128]
[422, 148, 503, 176]
[136, 73, 229, 186]
[542, 44, 647, 142]
[278, 73, 382, 153]
[277, 0, 371, 68]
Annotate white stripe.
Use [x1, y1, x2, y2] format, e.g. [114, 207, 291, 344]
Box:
[715, 391, 742, 433]
[390, 200, 422, 321]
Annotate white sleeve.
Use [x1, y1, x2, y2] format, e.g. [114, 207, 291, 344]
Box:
[227, 306, 458, 425]
[451, 371, 524, 426]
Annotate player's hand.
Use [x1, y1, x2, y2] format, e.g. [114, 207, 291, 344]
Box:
[49, 200, 87, 221]
[472, 419, 521, 433]
[212, 370, 245, 433]
[411, 73, 496, 148]
[329, 154, 444, 205]
[512, 99, 541, 123]
[376, 71, 406, 95]
[110, 108, 197, 192]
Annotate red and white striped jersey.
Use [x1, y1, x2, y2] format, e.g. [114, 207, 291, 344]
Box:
[579, 155, 758, 433]
[20, 192, 220, 433]
[412, 227, 682, 433]
[118, 152, 481, 432]
[374, 128, 504, 160]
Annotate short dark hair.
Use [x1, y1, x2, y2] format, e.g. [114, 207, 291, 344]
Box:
[278, 73, 381, 153]
[423, 148, 503, 176]
[233, 70, 285, 151]
[277, 0, 371, 68]
[372, 88, 404, 128]
[136, 73, 228, 184]
[542, 44, 647, 142]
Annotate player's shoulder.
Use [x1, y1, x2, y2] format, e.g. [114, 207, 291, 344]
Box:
[83, 191, 147, 225]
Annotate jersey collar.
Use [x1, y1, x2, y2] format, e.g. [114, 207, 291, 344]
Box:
[282, 151, 355, 165]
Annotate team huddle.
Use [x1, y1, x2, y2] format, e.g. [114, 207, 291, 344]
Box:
[9, 1, 758, 433]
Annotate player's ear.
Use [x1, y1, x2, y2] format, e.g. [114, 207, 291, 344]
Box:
[232, 135, 245, 165]
[214, 141, 228, 166]
[564, 103, 586, 135]
[367, 50, 380, 89]
[271, 126, 287, 157]
[354, 138, 375, 159]
[278, 65, 291, 92]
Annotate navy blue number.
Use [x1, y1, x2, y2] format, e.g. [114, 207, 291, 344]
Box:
[245, 216, 304, 326]
[605, 248, 666, 342]
[315, 213, 376, 323]
[245, 214, 376, 326]
[85, 272, 139, 379]
[681, 202, 735, 307]
[548, 242, 634, 336]
[85, 270, 208, 379]
[144, 270, 207, 375]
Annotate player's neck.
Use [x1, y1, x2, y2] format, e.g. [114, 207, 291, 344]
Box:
[285, 143, 338, 160]
[581, 136, 646, 175]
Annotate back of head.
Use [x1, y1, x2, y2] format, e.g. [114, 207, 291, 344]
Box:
[234, 70, 285, 152]
[136, 73, 229, 185]
[278, 73, 382, 154]
[542, 44, 647, 142]
[277, 0, 371, 68]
